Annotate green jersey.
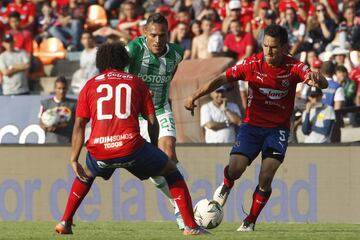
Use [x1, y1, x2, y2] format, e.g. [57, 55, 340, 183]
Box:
[125, 36, 184, 114]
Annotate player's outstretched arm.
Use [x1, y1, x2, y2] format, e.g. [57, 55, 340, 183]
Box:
[184, 72, 228, 116]
[304, 72, 328, 89]
[70, 117, 89, 182]
[146, 113, 159, 147]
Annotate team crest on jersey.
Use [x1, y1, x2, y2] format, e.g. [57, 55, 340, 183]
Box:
[167, 62, 175, 73]
[281, 79, 290, 88]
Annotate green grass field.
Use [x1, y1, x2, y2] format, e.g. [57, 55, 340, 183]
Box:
[1, 222, 359, 240]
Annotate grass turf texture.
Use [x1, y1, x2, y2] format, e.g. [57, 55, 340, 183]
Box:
[1, 221, 359, 240]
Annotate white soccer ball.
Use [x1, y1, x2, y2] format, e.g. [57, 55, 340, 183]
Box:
[193, 199, 224, 229]
[41, 108, 60, 127]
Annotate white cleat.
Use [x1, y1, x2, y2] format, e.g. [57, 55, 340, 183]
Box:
[237, 221, 255, 232]
[175, 211, 185, 230]
[213, 184, 231, 207]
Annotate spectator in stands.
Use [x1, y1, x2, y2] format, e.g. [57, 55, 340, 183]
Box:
[302, 86, 335, 143]
[336, 65, 357, 107]
[39, 76, 76, 144]
[223, 19, 255, 61]
[117, 1, 142, 40]
[190, 19, 202, 38]
[6, 11, 33, 54]
[336, 6, 359, 49]
[6, 0, 36, 30]
[251, 0, 271, 41]
[305, 2, 336, 55]
[170, 21, 192, 59]
[255, 9, 277, 47]
[200, 86, 242, 143]
[49, 1, 84, 51]
[196, 0, 217, 22]
[280, 7, 306, 56]
[35, 3, 57, 45]
[211, 0, 227, 20]
[222, 0, 242, 34]
[103, 0, 122, 19]
[335, 65, 360, 127]
[0, 33, 30, 96]
[331, 47, 352, 72]
[238, 0, 254, 33]
[191, 16, 212, 59]
[71, 32, 98, 95]
[321, 61, 345, 110]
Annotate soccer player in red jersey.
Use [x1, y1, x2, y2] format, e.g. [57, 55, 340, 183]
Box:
[54, 42, 208, 236]
[184, 24, 328, 232]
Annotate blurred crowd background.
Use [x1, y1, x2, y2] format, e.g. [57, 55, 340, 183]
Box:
[1, 0, 360, 143]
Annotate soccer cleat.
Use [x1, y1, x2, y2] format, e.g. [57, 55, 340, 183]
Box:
[183, 226, 211, 235]
[175, 211, 185, 230]
[55, 221, 73, 234]
[237, 220, 255, 232]
[213, 184, 231, 207]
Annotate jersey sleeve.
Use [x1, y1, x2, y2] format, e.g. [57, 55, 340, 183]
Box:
[76, 82, 91, 119]
[138, 78, 155, 117]
[126, 38, 140, 60]
[225, 58, 252, 82]
[292, 61, 312, 83]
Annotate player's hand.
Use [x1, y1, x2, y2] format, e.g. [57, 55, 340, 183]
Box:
[304, 72, 321, 87]
[71, 161, 89, 182]
[305, 101, 316, 113]
[220, 98, 228, 111]
[184, 96, 197, 116]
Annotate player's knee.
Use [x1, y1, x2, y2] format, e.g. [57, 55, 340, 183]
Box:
[164, 170, 184, 186]
[150, 176, 167, 188]
[76, 176, 95, 186]
[228, 163, 247, 179]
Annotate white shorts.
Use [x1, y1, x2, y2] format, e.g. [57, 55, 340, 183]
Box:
[139, 104, 176, 142]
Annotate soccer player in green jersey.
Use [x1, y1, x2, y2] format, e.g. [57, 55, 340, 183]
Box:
[125, 13, 185, 230]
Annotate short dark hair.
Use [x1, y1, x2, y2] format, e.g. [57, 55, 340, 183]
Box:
[264, 24, 288, 46]
[146, 13, 168, 27]
[335, 65, 348, 73]
[96, 42, 129, 72]
[9, 11, 21, 20]
[55, 76, 68, 87]
[321, 61, 335, 76]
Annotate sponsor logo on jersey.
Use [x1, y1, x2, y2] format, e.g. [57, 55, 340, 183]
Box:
[107, 72, 134, 79]
[265, 100, 286, 109]
[259, 88, 288, 99]
[138, 73, 172, 83]
[93, 134, 134, 144]
[95, 74, 106, 80]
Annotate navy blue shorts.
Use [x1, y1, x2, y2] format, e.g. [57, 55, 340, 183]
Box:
[86, 142, 168, 180]
[230, 123, 289, 164]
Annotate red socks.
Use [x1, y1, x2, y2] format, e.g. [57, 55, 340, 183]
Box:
[61, 178, 93, 224]
[245, 186, 271, 223]
[168, 180, 198, 229]
[223, 165, 235, 188]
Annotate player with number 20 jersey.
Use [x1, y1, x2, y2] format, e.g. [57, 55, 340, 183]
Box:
[77, 69, 154, 160]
